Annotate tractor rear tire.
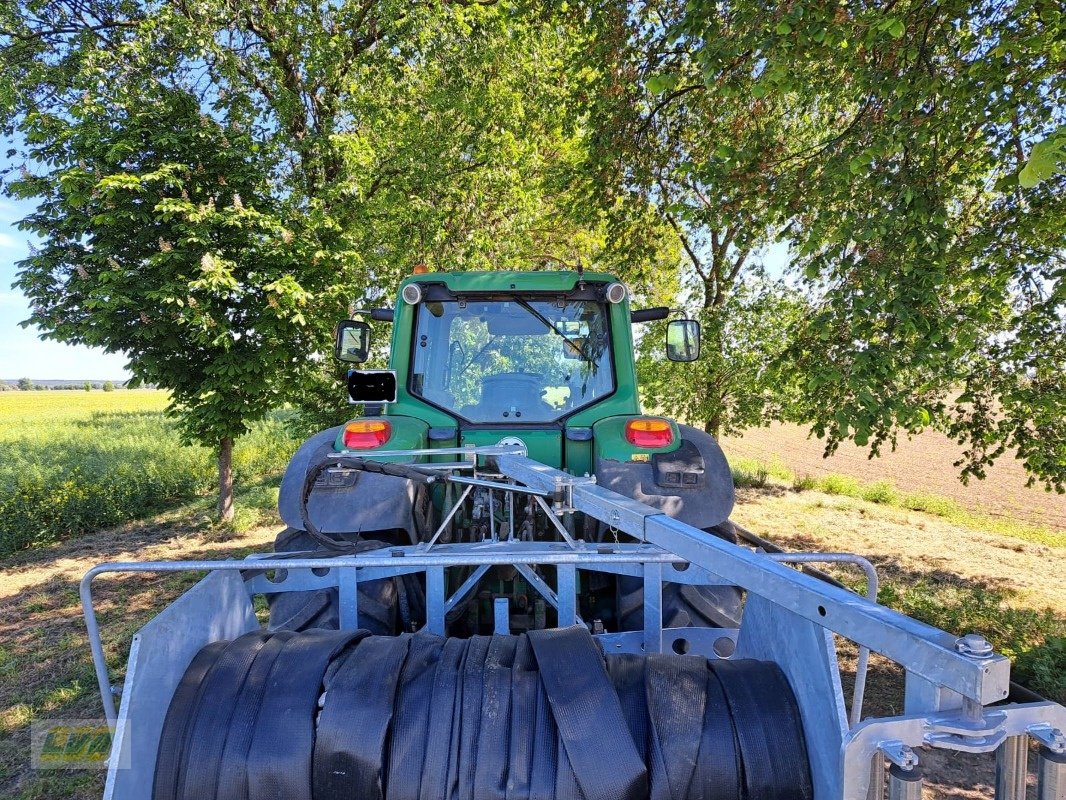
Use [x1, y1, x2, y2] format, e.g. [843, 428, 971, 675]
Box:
[616, 521, 743, 631]
[266, 528, 398, 634]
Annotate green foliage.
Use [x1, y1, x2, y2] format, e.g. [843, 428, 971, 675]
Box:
[637, 277, 808, 434]
[565, 0, 1066, 491]
[876, 579, 1066, 703]
[0, 392, 297, 555]
[2, 0, 1063, 495]
[859, 480, 899, 505]
[817, 474, 862, 498]
[1020, 126, 1066, 188]
[0, 0, 663, 480]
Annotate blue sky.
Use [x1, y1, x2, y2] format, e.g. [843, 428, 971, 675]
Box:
[0, 193, 131, 381]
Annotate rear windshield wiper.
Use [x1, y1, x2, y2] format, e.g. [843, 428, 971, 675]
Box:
[513, 298, 597, 371]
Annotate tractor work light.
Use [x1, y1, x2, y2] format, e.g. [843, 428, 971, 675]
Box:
[401, 283, 423, 305]
[605, 282, 628, 303]
[624, 418, 673, 448]
[342, 420, 392, 449]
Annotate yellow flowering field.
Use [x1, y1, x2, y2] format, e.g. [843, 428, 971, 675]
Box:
[0, 390, 297, 554]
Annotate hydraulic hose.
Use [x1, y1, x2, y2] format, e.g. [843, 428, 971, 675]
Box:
[298, 456, 440, 552]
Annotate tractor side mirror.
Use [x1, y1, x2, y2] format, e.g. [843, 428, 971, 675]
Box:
[666, 319, 700, 362]
[335, 320, 371, 364]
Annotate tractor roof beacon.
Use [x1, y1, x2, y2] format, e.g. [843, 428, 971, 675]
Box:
[81, 269, 1066, 800]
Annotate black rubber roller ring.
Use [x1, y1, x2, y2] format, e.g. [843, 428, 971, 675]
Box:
[472, 635, 519, 800]
[417, 636, 468, 800]
[644, 653, 708, 800]
[696, 664, 742, 800]
[177, 631, 271, 800]
[313, 634, 413, 800]
[213, 631, 296, 800]
[711, 659, 813, 800]
[153, 640, 228, 800]
[385, 633, 445, 800]
[528, 626, 648, 800]
[246, 629, 367, 800]
[453, 635, 491, 800]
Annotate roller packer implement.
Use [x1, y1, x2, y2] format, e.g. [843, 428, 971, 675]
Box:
[78, 270, 1064, 800]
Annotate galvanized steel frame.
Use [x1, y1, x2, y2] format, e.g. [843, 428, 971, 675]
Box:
[80, 447, 1066, 800]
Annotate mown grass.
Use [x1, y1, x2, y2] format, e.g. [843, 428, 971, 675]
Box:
[731, 455, 1066, 548]
[827, 569, 1066, 704]
[0, 391, 300, 556]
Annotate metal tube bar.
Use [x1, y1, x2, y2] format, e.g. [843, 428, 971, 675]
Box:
[508, 488, 515, 540]
[337, 444, 524, 459]
[423, 484, 473, 549]
[995, 735, 1029, 800]
[530, 494, 579, 550]
[769, 552, 878, 726]
[427, 567, 446, 635]
[767, 553, 878, 601]
[489, 488, 496, 542]
[448, 475, 549, 496]
[887, 766, 922, 800]
[1038, 746, 1066, 800]
[532, 495, 578, 548]
[338, 567, 359, 630]
[79, 579, 118, 723]
[556, 565, 577, 626]
[493, 597, 509, 635]
[867, 755, 885, 800]
[643, 562, 663, 654]
[444, 565, 491, 614]
[498, 450, 1009, 706]
[513, 564, 561, 614]
[645, 514, 1009, 704]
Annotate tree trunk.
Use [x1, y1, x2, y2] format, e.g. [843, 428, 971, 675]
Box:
[704, 409, 721, 438]
[218, 436, 234, 523]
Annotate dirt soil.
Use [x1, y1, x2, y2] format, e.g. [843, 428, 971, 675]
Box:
[721, 423, 1066, 530]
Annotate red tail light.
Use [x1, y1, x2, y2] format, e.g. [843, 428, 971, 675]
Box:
[625, 418, 674, 448]
[342, 420, 391, 449]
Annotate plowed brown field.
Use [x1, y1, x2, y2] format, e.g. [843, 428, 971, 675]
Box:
[721, 423, 1065, 531]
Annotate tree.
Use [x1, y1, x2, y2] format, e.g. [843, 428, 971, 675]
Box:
[16, 378, 31, 391]
[102, 381, 115, 392]
[563, 0, 825, 436]
[564, 0, 1065, 490]
[1, 1, 644, 518]
[637, 276, 808, 435]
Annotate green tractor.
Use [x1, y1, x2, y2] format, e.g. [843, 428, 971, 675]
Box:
[274, 269, 739, 635]
[82, 268, 1065, 800]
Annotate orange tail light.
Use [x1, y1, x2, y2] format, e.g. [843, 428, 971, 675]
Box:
[342, 420, 392, 449]
[624, 418, 674, 448]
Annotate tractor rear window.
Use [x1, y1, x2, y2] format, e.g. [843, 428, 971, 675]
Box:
[409, 299, 615, 423]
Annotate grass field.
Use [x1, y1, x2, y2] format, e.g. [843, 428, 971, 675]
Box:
[0, 391, 300, 556]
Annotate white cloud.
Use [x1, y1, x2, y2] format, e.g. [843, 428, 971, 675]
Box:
[0, 232, 17, 249]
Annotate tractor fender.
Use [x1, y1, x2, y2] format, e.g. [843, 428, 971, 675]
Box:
[278, 425, 431, 544]
[594, 424, 734, 529]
